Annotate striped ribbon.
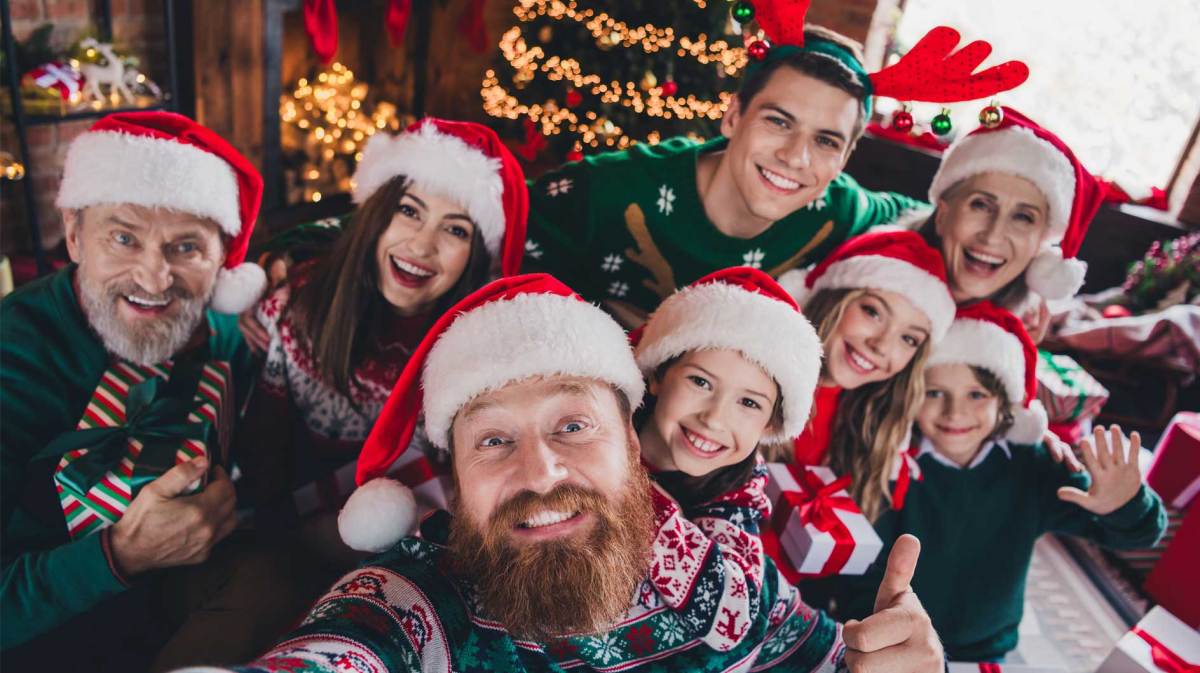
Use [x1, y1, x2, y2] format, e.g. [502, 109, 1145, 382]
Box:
[55, 359, 232, 540]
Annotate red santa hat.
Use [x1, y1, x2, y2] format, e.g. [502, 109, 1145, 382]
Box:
[338, 273, 645, 552]
[633, 267, 822, 443]
[777, 230, 956, 342]
[926, 301, 1048, 444]
[928, 107, 1105, 300]
[56, 111, 265, 314]
[352, 117, 528, 276]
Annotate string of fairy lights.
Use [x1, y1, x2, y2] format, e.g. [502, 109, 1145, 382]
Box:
[279, 62, 404, 203]
[482, 0, 752, 151]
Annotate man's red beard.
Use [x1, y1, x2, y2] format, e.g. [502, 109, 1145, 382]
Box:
[447, 446, 656, 642]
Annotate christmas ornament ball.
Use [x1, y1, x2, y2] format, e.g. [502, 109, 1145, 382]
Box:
[979, 105, 1004, 129]
[565, 89, 583, 107]
[747, 40, 769, 61]
[892, 110, 914, 133]
[931, 112, 953, 136]
[731, 1, 755, 23]
[660, 80, 678, 97]
[567, 148, 583, 162]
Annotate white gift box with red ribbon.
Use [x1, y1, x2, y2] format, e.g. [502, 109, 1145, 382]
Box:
[1096, 606, 1200, 673]
[764, 463, 882, 577]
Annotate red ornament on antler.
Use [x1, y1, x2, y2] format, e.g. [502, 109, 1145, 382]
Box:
[869, 27, 1029, 103]
[755, 0, 811, 47]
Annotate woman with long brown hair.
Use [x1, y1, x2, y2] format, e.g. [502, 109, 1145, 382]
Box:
[238, 118, 527, 524]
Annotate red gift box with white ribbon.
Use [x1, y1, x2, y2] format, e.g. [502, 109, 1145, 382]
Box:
[764, 463, 882, 578]
[1096, 606, 1200, 673]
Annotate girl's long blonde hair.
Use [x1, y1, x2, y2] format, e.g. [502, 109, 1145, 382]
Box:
[803, 288, 931, 521]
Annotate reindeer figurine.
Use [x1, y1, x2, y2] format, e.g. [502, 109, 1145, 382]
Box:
[78, 38, 135, 104]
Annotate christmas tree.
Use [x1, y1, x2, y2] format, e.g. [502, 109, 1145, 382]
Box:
[482, 0, 750, 162]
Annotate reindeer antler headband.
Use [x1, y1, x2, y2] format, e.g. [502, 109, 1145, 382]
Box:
[744, 0, 1030, 116]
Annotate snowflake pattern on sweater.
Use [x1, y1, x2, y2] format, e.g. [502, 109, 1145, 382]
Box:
[204, 485, 846, 673]
[256, 283, 412, 445]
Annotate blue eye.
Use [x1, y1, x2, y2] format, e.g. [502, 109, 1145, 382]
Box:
[480, 436, 507, 448]
[175, 241, 198, 254]
[561, 421, 585, 433]
[114, 232, 135, 246]
[687, 375, 712, 390]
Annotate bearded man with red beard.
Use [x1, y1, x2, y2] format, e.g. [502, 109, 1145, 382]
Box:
[1, 112, 309, 671]
[195, 274, 945, 673]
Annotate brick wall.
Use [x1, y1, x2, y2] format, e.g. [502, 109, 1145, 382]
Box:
[1, 0, 165, 255]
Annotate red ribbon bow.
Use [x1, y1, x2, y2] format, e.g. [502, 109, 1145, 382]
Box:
[1133, 626, 1199, 673]
[771, 466, 858, 576]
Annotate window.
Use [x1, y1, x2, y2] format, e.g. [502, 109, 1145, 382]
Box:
[879, 0, 1200, 190]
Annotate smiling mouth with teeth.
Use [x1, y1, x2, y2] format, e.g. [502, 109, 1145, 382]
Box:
[123, 295, 171, 309]
[681, 427, 727, 455]
[962, 248, 1006, 272]
[517, 509, 581, 529]
[845, 343, 878, 373]
[757, 166, 802, 192]
[391, 256, 435, 278]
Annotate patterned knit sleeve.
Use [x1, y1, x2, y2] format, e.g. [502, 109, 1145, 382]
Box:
[749, 557, 847, 673]
[172, 564, 450, 673]
[254, 284, 292, 399]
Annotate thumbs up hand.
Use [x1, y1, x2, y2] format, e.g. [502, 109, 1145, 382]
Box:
[842, 535, 944, 673]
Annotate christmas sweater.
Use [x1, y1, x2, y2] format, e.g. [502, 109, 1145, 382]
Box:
[193, 485, 847, 673]
[524, 137, 928, 315]
[822, 438, 1167, 662]
[0, 266, 254, 648]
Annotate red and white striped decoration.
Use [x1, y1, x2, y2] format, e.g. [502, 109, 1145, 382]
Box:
[55, 359, 233, 540]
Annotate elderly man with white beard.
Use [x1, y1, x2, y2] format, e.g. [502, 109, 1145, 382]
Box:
[188, 273, 944, 673]
[1, 111, 307, 671]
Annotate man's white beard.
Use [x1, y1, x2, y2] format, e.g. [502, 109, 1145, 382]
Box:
[79, 276, 212, 366]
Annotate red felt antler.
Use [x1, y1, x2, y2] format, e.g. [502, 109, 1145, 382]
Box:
[870, 26, 1029, 103]
[755, 0, 811, 48]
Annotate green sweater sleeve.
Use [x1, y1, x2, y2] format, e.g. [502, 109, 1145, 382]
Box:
[523, 160, 598, 287]
[1037, 448, 1167, 549]
[0, 527, 128, 648]
[830, 172, 930, 237]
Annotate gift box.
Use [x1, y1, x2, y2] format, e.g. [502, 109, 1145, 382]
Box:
[1035, 350, 1109, 425]
[764, 463, 882, 578]
[1144, 505, 1200, 629]
[1096, 606, 1200, 672]
[946, 663, 1064, 672]
[47, 359, 233, 540]
[1146, 411, 1200, 511]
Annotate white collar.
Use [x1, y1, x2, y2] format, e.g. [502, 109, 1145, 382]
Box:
[917, 435, 1011, 470]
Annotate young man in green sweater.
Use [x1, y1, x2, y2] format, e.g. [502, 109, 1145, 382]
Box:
[522, 26, 928, 325]
[1, 112, 305, 670]
[825, 302, 1166, 662]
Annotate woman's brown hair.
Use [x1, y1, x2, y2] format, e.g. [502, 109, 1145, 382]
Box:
[803, 288, 932, 521]
[288, 175, 491, 402]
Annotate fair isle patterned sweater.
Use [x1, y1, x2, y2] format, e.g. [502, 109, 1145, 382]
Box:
[195, 472, 847, 673]
[255, 282, 424, 457]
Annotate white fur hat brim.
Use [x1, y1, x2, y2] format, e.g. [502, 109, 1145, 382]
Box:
[56, 130, 242, 238]
[635, 282, 823, 442]
[928, 317, 1045, 443]
[810, 255, 956, 342]
[929, 126, 1076, 244]
[352, 123, 504, 257]
[422, 293, 645, 450]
